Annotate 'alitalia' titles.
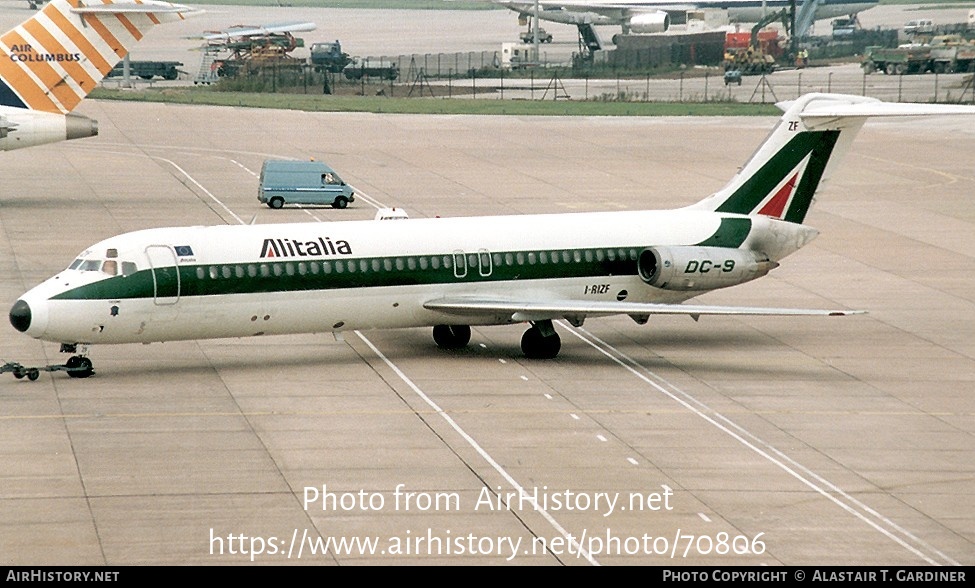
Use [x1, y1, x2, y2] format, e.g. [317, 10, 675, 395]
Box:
[260, 237, 353, 258]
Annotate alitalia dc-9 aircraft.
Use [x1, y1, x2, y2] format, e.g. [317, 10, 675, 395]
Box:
[8, 93, 975, 379]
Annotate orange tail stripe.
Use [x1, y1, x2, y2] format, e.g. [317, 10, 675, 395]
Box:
[22, 19, 97, 103]
[82, 14, 126, 60]
[48, 9, 114, 75]
[0, 62, 60, 112]
[114, 13, 145, 42]
[0, 37, 62, 112]
[135, 0, 163, 26]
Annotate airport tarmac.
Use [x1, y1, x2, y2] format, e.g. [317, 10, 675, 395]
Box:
[1, 93, 973, 566]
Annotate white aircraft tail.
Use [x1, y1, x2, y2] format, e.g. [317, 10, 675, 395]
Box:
[0, 0, 198, 116]
[689, 93, 975, 224]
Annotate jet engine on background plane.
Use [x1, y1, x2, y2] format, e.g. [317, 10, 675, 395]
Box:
[627, 11, 670, 34]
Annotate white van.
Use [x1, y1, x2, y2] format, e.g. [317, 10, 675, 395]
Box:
[258, 159, 355, 209]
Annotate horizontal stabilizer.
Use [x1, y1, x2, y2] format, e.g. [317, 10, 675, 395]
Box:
[778, 96, 975, 121]
[71, 0, 201, 14]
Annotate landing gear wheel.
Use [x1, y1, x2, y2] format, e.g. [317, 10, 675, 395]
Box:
[433, 324, 471, 349]
[26, 368, 39, 381]
[521, 326, 561, 359]
[66, 355, 94, 379]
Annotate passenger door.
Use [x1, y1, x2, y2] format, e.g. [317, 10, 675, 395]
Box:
[145, 245, 181, 306]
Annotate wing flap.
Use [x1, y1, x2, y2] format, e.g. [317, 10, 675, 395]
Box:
[423, 297, 864, 321]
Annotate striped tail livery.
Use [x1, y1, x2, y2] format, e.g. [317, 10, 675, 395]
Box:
[0, 0, 200, 151]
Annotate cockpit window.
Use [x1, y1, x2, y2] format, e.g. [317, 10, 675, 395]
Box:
[121, 262, 137, 276]
[79, 260, 101, 271]
[69, 259, 83, 270]
[102, 260, 118, 276]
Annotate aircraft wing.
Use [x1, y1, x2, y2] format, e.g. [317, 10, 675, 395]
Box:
[195, 21, 316, 40]
[500, 1, 694, 17]
[423, 296, 863, 323]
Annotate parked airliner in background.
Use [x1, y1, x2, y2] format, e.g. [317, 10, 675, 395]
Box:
[0, 0, 199, 152]
[9, 93, 975, 379]
[490, 0, 879, 34]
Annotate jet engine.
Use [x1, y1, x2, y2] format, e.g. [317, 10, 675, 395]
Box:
[628, 11, 670, 34]
[0, 110, 98, 151]
[638, 246, 778, 291]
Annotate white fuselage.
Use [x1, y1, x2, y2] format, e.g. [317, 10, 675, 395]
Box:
[14, 209, 816, 346]
[497, 0, 878, 26]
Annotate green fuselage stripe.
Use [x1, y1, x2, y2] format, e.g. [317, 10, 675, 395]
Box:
[54, 246, 643, 301]
[52, 220, 755, 302]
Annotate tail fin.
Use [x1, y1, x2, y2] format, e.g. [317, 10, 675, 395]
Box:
[0, 0, 197, 114]
[688, 93, 975, 224]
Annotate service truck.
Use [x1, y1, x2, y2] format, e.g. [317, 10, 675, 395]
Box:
[308, 40, 352, 73]
[863, 36, 975, 74]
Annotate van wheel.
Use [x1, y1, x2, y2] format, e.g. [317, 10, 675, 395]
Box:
[269, 197, 284, 209]
[332, 197, 348, 209]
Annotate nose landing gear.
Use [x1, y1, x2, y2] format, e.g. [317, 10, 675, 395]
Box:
[65, 355, 95, 379]
[1, 354, 95, 382]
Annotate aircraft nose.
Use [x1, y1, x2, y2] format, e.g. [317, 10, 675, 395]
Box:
[9, 299, 31, 333]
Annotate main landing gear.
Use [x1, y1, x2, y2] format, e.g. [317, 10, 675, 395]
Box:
[432, 320, 562, 359]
